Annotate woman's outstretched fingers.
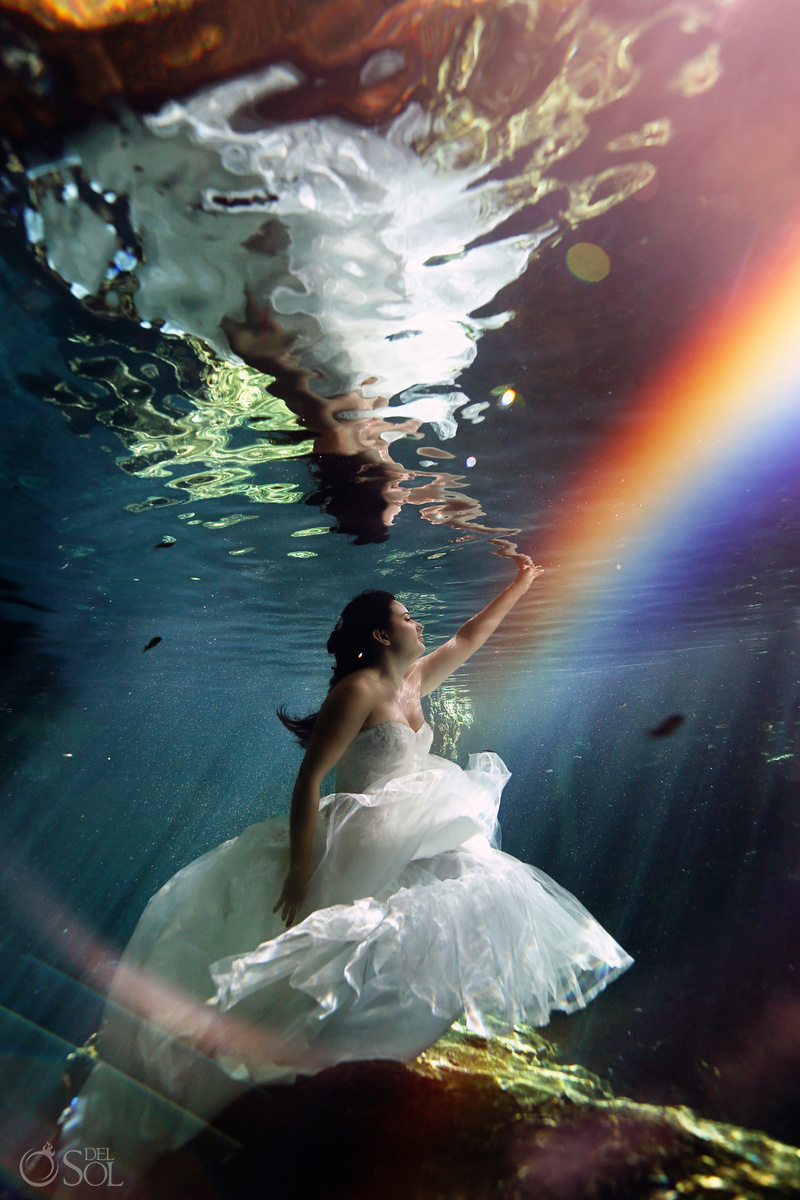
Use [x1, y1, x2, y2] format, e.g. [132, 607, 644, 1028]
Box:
[513, 556, 544, 590]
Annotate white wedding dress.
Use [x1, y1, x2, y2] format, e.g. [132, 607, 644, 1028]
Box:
[57, 721, 633, 1182]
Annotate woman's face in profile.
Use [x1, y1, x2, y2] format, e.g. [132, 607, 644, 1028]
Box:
[381, 478, 410, 526]
[385, 601, 425, 655]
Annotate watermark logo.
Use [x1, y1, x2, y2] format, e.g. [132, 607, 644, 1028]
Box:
[19, 1143, 123, 1188]
[19, 1142, 58, 1187]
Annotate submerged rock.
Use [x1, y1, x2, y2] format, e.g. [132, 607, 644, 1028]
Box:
[106, 1020, 800, 1199]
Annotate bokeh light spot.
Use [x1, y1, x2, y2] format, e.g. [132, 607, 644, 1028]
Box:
[465, 456, 477, 468]
[566, 242, 611, 282]
[499, 389, 515, 408]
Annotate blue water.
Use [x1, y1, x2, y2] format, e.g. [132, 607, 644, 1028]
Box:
[1, 0, 800, 1165]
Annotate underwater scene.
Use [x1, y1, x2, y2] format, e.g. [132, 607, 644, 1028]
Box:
[1, 0, 800, 1195]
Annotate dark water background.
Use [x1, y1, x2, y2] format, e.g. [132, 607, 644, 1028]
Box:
[1, 0, 800, 1153]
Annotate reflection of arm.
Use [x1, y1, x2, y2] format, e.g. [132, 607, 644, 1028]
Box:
[221, 302, 332, 433]
[222, 303, 410, 449]
[287, 675, 375, 877]
[416, 561, 541, 696]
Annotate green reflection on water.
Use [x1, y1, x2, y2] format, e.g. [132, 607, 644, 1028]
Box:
[38, 333, 313, 512]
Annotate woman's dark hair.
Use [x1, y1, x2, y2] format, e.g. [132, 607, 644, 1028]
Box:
[305, 454, 394, 545]
[277, 590, 396, 748]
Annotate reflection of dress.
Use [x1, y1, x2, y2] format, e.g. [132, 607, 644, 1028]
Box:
[59, 722, 632, 1180]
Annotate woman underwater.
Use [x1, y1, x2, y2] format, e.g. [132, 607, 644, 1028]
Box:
[57, 557, 633, 1182]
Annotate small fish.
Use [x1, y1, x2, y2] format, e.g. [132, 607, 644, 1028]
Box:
[154, 539, 175, 549]
[143, 637, 162, 653]
[648, 714, 685, 739]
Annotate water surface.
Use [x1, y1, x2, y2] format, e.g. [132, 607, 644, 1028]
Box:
[1, 0, 800, 1176]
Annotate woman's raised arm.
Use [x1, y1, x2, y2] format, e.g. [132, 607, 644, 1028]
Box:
[415, 555, 542, 697]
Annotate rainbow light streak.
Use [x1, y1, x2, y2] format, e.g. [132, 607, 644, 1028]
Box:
[530, 226, 800, 627]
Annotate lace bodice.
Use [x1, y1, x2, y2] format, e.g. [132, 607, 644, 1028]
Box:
[334, 720, 434, 792]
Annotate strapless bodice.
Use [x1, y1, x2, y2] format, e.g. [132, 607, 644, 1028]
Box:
[334, 720, 434, 793]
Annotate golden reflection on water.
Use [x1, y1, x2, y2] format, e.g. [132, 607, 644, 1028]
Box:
[9, 0, 732, 547]
[14, 0, 728, 453]
[607, 117, 674, 154]
[2, 0, 194, 30]
[669, 39, 722, 98]
[7, 0, 741, 551]
[40, 334, 313, 510]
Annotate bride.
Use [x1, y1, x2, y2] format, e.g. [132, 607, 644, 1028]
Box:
[57, 556, 633, 1181]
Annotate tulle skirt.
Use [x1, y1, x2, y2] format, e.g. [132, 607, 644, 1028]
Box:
[57, 749, 632, 1182]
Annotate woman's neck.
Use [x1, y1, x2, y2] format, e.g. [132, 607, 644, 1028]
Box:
[365, 653, 416, 693]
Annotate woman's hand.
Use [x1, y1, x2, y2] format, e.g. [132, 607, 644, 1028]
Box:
[273, 866, 308, 928]
[491, 540, 544, 591]
[510, 553, 544, 592]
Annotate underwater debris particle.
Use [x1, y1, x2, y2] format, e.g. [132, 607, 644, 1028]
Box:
[154, 537, 176, 548]
[567, 242, 610, 282]
[143, 637, 162, 652]
[648, 714, 685, 739]
[288, 551, 317, 558]
[229, 547, 255, 555]
[291, 527, 329, 538]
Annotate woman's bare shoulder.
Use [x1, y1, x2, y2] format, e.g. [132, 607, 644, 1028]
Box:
[324, 670, 380, 709]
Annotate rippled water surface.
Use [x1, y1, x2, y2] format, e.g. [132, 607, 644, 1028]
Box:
[2, 0, 800, 1187]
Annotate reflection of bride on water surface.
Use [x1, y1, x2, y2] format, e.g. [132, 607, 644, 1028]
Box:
[223, 295, 519, 545]
[58, 429, 633, 1176]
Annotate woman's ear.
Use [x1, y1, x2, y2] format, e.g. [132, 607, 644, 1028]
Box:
[372, 628, 390, 647]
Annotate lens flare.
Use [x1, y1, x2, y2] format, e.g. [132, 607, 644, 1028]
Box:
[566, 242, 611, 282]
